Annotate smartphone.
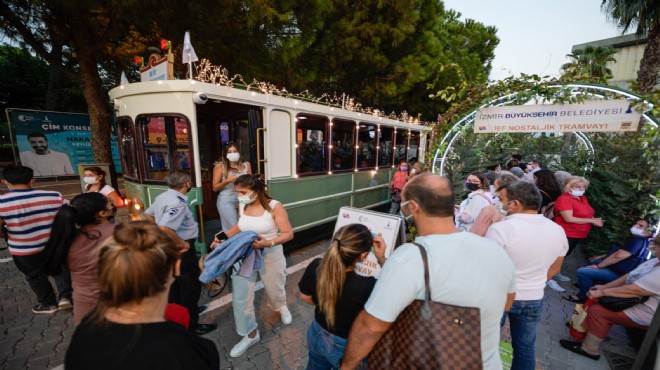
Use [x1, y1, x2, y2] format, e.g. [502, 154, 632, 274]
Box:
[215, 231, 228, 241]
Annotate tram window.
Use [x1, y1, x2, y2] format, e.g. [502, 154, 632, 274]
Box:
[331, 119, 356, 172]
[394, 129, 409, 165]
[357, 123, 377, 169]
[378, 126, 394, 167]
[296, 114, 327, 174]
[138, 115, 192, 181]
[117, 117, 138, 179]
[408, 131, 420, 163]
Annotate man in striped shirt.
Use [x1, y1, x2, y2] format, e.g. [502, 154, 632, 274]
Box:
[0, 165, 71, 314]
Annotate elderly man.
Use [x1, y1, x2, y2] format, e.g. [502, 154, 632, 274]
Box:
[340, 174, 516, 369]
[145, 170, 216, 335]
[563, 219, 652, 303]
[485, 181, 568, 370]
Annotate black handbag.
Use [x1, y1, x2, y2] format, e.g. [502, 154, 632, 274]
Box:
[599, 296, 649, 311]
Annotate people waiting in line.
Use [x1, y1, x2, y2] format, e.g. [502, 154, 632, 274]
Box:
[82, 166, 124, 208]
[144, 170, 216, 335]
[456, 171, 494, 232]
[388, 161, 410, 214]
[485, 181, 568, 370]
[553, 170, 572, 189]
[409, 161, 427, 179]
[299, 224, 385, 369]
[548, 176, 604, 293]
[563, 219, 653, 304]
[524, 159, 541, 181]
[560, 234, 660, 361]
[64, 222, 220, 370]
[0, 165, 72, 314]
[43, 192, 116, 324]
[340, 174, 516, 369]
[210, 174, 294, 357]
[212, 143, 252, 232]
[469, 172, 519, 237]
[532, 169, 561, 218]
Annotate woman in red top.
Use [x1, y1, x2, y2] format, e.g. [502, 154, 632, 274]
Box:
[554, 176, 604, 256]
[388, 161, 410, 214]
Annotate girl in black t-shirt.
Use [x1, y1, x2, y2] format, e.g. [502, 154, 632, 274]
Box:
[299, 224, 385, 369]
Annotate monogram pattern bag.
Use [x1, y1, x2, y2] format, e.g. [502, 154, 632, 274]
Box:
[368, 243, 483, 369]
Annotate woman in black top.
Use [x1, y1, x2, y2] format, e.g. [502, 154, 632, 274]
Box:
[65, 222, 219, 370]
[299, 224, 385, 369]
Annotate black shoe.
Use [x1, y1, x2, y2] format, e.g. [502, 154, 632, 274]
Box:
[559, 339, 600, 360]
[198, 305, 207, 314]
[192, 323, 217, 335]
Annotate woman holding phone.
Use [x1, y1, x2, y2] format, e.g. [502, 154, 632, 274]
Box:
[209, 174, 293, 358]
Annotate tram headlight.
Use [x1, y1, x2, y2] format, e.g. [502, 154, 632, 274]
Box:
[193, 93, 208, 104]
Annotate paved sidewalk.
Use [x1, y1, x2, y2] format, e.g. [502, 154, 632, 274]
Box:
[0, 233, 641, 369]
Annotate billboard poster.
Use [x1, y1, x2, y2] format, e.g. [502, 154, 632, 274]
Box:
[8, 109, 123, 177]
[474, 99, 642, 133]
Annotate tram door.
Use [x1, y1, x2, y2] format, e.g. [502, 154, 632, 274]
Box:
[196, 102, 263, 221]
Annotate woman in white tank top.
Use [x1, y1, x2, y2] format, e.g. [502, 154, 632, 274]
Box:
[211, 174, 294, 358]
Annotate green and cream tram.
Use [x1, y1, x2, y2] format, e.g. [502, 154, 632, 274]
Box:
[109, 80, 429, 251]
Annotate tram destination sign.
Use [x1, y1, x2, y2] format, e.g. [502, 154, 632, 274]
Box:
[474, 100, 641, 133]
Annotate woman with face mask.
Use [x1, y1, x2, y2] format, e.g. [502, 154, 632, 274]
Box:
[554, 176, 604, 256]
[209, 174, 294, 358]
[212, 144, 253, 231]
[469, 173, 519, 236]
[82, 167, 123, 207]
[456, 172, 494, 232]
[388, 161, 410, 214]
[42, 192, 117, 324]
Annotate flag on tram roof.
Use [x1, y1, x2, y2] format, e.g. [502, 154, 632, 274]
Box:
[182, 31, 198, 64]
[120, 71, 129, 86]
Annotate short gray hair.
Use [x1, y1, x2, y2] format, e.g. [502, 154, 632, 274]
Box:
[501, 181, 541, 211]
[165, 170, 191, 189]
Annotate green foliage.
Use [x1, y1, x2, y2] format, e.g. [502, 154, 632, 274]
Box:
[560, 45, 617, 83]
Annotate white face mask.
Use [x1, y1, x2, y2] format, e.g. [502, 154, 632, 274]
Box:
[83, 176, 98, 185]
[227, 152, 240, 162]
[569, 189, 585, 197]
[237, 191, 255, 205]
[410, 168, 417, 175]
[630, 226, 646, 236]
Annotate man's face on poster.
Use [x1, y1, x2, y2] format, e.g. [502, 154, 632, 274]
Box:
[29, 137, 49, 155]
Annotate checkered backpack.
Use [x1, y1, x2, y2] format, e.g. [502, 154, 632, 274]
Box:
[368, 243, 483, 369]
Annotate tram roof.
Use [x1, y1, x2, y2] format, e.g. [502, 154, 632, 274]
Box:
[109, 79, 430, 132]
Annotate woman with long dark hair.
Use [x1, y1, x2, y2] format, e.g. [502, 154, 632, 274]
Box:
[532, 169, 561, 213]
[299, 224, 384, 369]
[44, 192, 116, 324]
[212, 144, 252, 231]
[456, 171, 493, 232]
[65, 222, 219, 369]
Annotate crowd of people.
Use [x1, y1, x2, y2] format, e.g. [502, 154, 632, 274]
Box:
[1, 147, 658, 369]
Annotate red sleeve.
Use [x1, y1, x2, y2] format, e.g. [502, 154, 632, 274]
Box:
[165, 303, 190, 329]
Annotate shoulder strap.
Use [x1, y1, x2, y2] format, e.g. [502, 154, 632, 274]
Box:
[412, 242, 433, 320]
[472, 192, 494, 205]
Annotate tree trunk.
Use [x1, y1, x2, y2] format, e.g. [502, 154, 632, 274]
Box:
[77, 50, 112, 165]
[46, 44, 62, 110]
[637, 25, 660, 95]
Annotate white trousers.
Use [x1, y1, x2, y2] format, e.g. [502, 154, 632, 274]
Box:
[232, 245, 287, 336]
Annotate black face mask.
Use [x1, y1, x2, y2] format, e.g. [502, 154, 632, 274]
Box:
[465, 182, 480, 192]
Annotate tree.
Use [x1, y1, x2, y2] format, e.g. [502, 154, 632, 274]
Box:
[560, 45, 617, 83]
[601, 0, 660, 94]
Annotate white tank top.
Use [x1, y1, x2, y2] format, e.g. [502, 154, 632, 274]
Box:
[238, 200, 280, 241]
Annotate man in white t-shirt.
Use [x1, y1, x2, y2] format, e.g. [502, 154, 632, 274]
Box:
[340, 174, 516, 370]
[485, 181, 568, 370]
[19, 132, 74, 177]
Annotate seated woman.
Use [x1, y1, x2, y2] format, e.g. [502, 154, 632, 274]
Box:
[560, 234, 660, 361]
[563, 219, 652, 303]
[299, 224, 385, 369]
[65, 222, 219, 370]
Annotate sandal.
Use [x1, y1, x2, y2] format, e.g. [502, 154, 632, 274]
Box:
[559, 339, 600, 360]
[562, 295, 585, 303]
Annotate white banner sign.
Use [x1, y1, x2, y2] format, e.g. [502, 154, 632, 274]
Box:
[474, 100, 641, 133]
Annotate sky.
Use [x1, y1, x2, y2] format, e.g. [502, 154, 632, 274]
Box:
[442, 0, 627, 80]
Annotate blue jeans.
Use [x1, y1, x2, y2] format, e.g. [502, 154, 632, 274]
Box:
[306, 320, 366, 370]
[576, 262, 620, 299]
[501, 299, 544, 370]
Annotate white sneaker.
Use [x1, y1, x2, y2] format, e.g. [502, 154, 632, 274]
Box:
[279, 306, 292, 325]
[58, 298, 73, 310]
[553, 273, 572, 282]
[546, 279, 566, 293]
[230, 331, 261, 357]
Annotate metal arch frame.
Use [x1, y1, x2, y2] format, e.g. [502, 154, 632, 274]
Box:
[432, 83, 658, 176]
